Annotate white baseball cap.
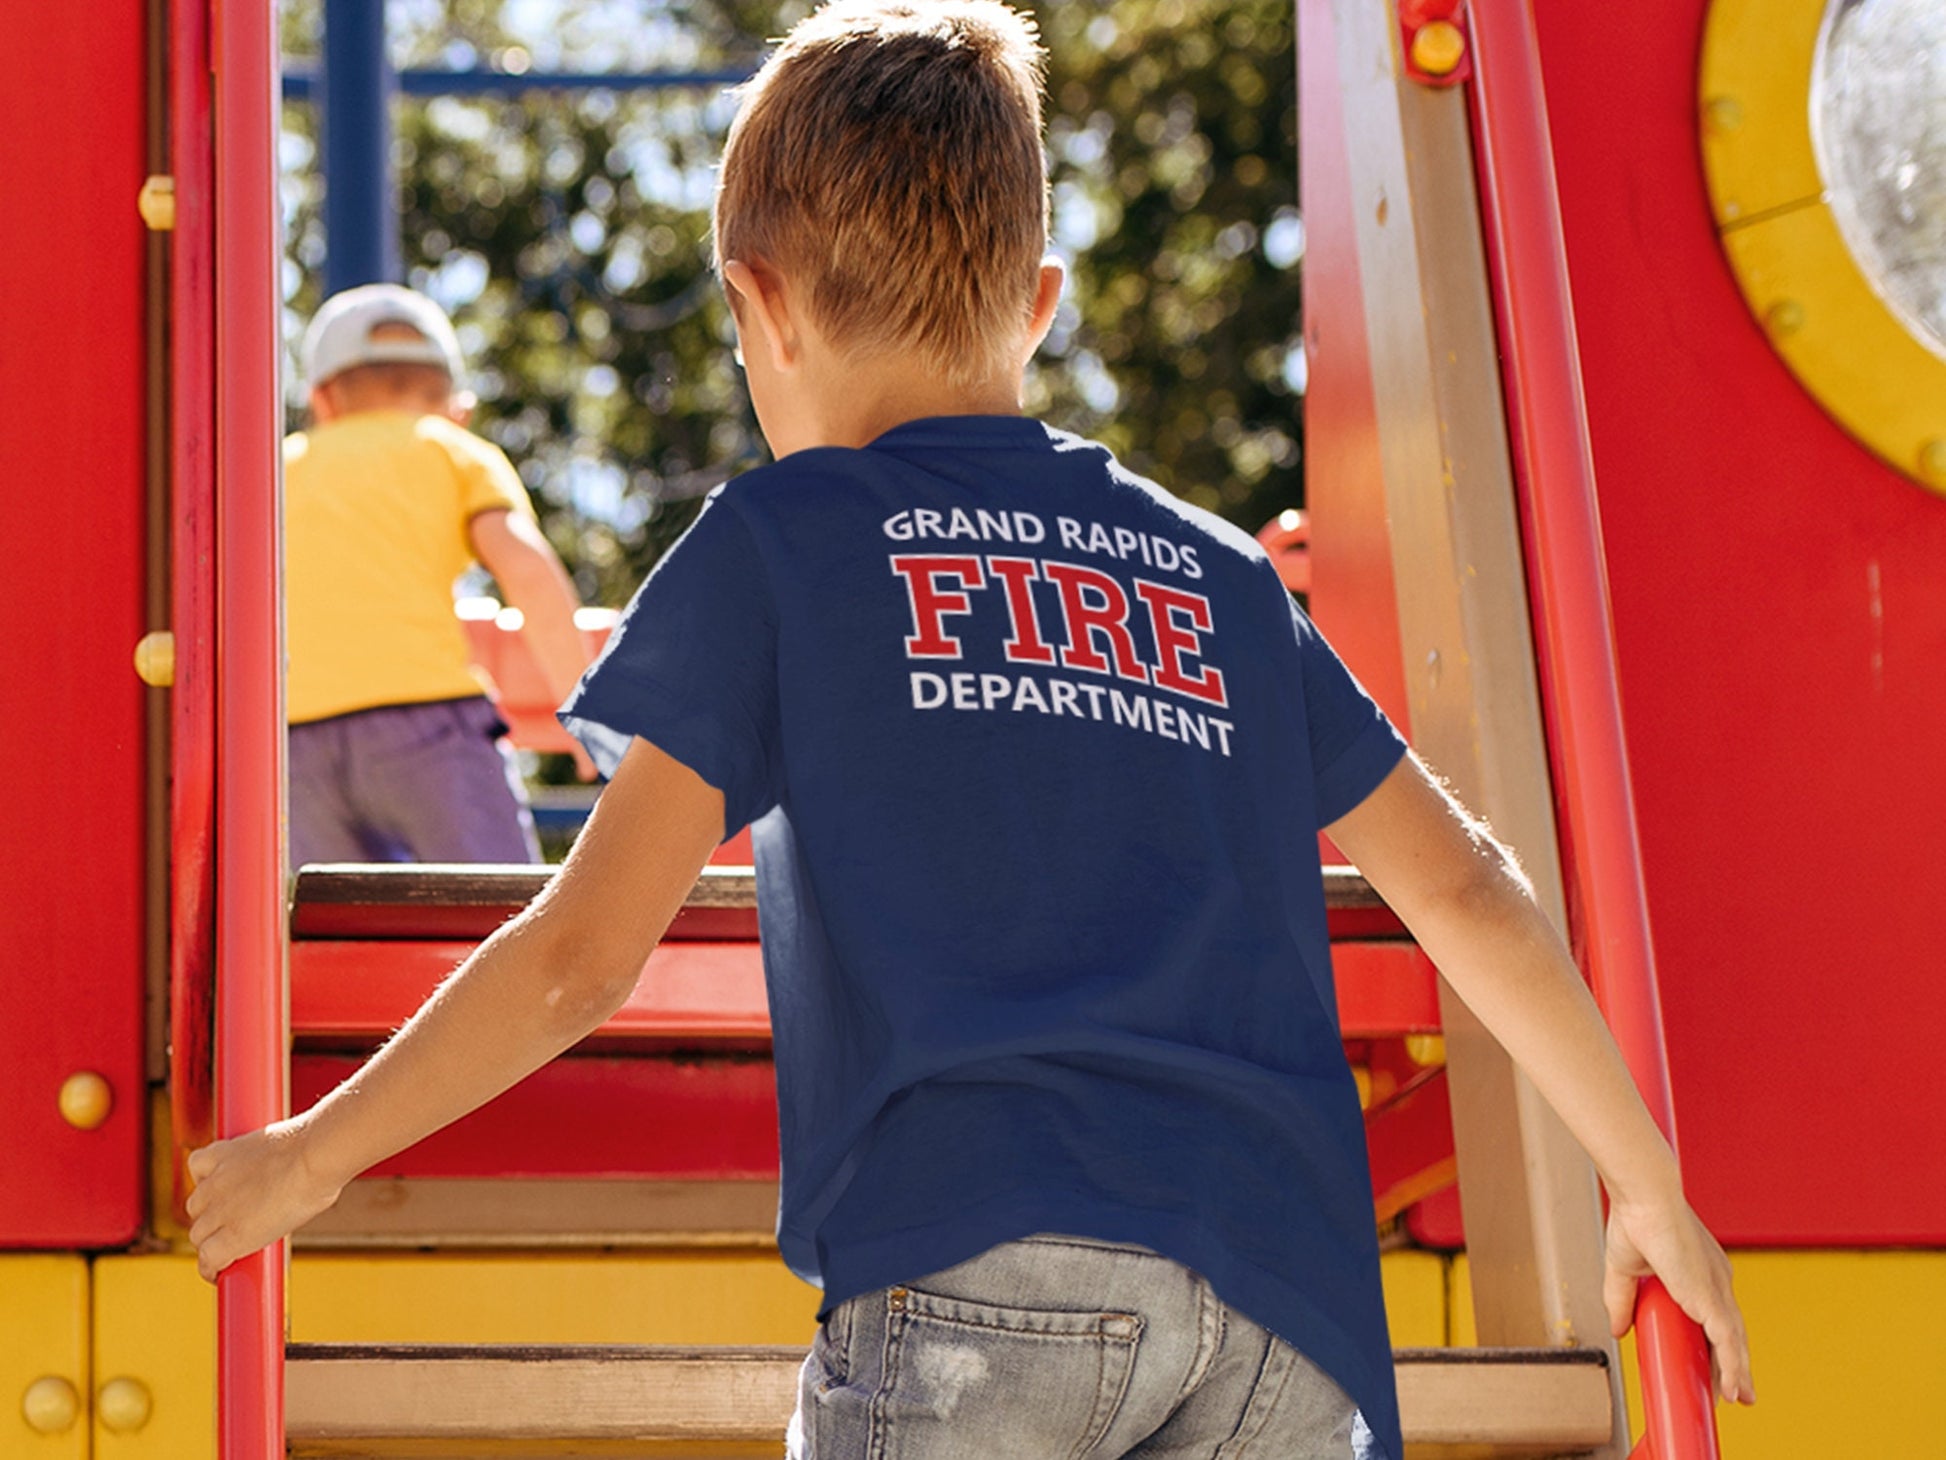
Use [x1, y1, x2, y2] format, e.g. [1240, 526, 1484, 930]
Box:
[301, 284, 466, 387]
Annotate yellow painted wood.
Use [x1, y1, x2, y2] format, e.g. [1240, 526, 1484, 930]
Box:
[1697, 0, 1822, 224]
[1698, 0, 1946, 495]
[1380, 1249, 1447, 1348]
[0, 1255, 89, 1458]
[93, 1252, 216, 1460]
[1720, 202, 1946, 492]
[1454, 1249, 1946, 1458]
[290, 1250, 822, 1346]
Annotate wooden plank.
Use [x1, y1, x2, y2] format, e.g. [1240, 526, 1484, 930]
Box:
[284, 1345, 1610, 1457]
[296, 1180, 780, 1248]
[291, 863, 1390, 940]
[1317, 1, 1626, 1451]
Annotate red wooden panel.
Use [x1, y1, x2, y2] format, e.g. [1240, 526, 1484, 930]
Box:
[1333, 942, 1442, 1038]
[1365, 1069, 1457, 1225]
[1534, 4, 1946, 1243]
[293, 940, 771, 1044]
[0, 2, 150, 1246]
[293, 937, 1434, 1048]
[293, 1054, 779, 1180]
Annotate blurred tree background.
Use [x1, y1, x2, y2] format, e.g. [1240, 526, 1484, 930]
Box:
[279, 0, 1304, 608]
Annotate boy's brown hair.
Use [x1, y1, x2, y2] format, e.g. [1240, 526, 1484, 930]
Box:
[713, 0, 1049, 385]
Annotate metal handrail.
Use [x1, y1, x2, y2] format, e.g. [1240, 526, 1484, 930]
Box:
[212, 0, 287, 1454]
[1465, 3, 1722, 1456]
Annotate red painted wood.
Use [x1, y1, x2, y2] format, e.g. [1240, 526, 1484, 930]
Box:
[1365, 1069, 1457, 1224]
[0, 0, 149, 1248]
[292, 1054, 780, 1180]
[168, 0, 218, 1192]
[292, 941, 772, 1044]
[289, 938, 1434, 1049]
[1532, 2, 1946, 1244]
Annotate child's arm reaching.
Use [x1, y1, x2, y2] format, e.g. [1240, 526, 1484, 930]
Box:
[1324, 750, 1755, 1406]
[185, 738, 723, 1280]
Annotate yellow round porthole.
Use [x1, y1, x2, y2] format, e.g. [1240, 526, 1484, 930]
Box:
[1700, 0, 1946, 495]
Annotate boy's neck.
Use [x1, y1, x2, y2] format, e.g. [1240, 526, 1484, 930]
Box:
[775, 346, 1026, 455]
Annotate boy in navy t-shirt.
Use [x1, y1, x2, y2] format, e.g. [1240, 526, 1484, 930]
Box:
[187, 4, 1752, 1455]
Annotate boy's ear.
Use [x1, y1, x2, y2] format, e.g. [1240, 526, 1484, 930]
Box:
[721, 259, 800, 374]
[309, 384, 340, 424]
[1023, 257, 1066, 362]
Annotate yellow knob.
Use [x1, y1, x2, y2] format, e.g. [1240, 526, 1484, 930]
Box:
[21, 1376, 80, 1435]
[1703, 95, 1744, 136]
[138, 174, 176, 231]
[58, 1071, 114, 1131]
[1410, 19, 1467, 77]
[1764, 299, 1805, 338]
[1404, 1033, 1447, 1068]
[134, 630, 176, 687]
[1352, 1066, 1373, 1110]
[97, 1377, 153, 1434]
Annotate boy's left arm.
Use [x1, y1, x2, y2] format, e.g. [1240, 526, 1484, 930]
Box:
[1325, 751, 1754, 1405]
[184, 738, 722, 1279]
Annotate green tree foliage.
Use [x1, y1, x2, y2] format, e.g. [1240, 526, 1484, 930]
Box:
[280, 0, 1303, 607]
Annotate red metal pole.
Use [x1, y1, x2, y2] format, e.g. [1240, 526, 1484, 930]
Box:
[1463, 2, 1720, 1456]
[213, 0, 287, 1455]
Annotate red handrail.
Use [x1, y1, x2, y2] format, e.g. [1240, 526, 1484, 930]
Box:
[212, 0, 287, 1454]
[1464, 3, 1721, 1456]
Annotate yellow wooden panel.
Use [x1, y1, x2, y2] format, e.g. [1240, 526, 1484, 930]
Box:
[93, 1252, 216, 1460]
[1379, 1249, 1447, 1349]
[1697, 0, 1822, 224]
[0, 1255, 89, 1459]
[1454, 1249, 1946, 1458]
[291, 1250, 822, 1346]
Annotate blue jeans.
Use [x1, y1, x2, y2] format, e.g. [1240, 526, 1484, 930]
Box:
[789, 1235, 1370, 1459]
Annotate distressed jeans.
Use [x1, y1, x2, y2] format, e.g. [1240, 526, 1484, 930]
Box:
[788, 1234, 1372, 1459]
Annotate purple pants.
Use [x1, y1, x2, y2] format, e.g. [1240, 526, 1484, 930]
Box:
[289, 696, 541, 866]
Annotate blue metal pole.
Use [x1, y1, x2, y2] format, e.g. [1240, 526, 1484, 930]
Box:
[320, 0, 397, 295]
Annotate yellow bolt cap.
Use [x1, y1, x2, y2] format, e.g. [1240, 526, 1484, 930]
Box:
[1352, 1066, 1373, 1110]
[22, 1376, 80, 1435]
[134, 629, 176, 687]
[138, 174, 176, 231]
[98, 1377, 153, 1434]
[1765, 300, 1805, 337]
[58, 1071, 113, 1131]
[1404, 1033, 1447, 1068]
[1919, 440, 1946, 485]
[1410, 20, 1467, 77]
[1703, 96, 1743, 136]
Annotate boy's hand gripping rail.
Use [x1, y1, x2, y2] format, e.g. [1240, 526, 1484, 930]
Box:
[1465, 3, 1722, 1456]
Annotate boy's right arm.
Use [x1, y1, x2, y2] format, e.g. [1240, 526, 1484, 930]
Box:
[1324, 750, 1754, 1406]
[185, 737, 723, 1280]
[470, 508, 599, 776]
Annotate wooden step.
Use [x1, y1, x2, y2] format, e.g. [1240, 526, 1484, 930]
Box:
[285, 1343, 1611, 1459]
[291, 862, 1399, 941]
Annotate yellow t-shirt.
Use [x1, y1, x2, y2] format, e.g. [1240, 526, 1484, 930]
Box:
[284, 410, 535, 724]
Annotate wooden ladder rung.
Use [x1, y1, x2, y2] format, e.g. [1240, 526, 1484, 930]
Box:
[285, 1343, 1610, 1459]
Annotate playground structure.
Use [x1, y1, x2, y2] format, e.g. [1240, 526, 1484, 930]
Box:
[4, 0, 1945, 1456]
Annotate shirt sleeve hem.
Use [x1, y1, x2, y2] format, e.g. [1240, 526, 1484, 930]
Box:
[1312, 722, 1408, 827]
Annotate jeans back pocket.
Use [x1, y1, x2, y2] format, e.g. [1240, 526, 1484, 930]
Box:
[818, 1285, 1142, 1460]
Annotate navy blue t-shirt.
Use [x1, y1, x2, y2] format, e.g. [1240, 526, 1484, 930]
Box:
[562, 415, 1408, 1457]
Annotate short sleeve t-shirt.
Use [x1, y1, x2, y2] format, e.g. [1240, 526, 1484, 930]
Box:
[562, 415, 1408, 1458]
[285, 410, 536, 723]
